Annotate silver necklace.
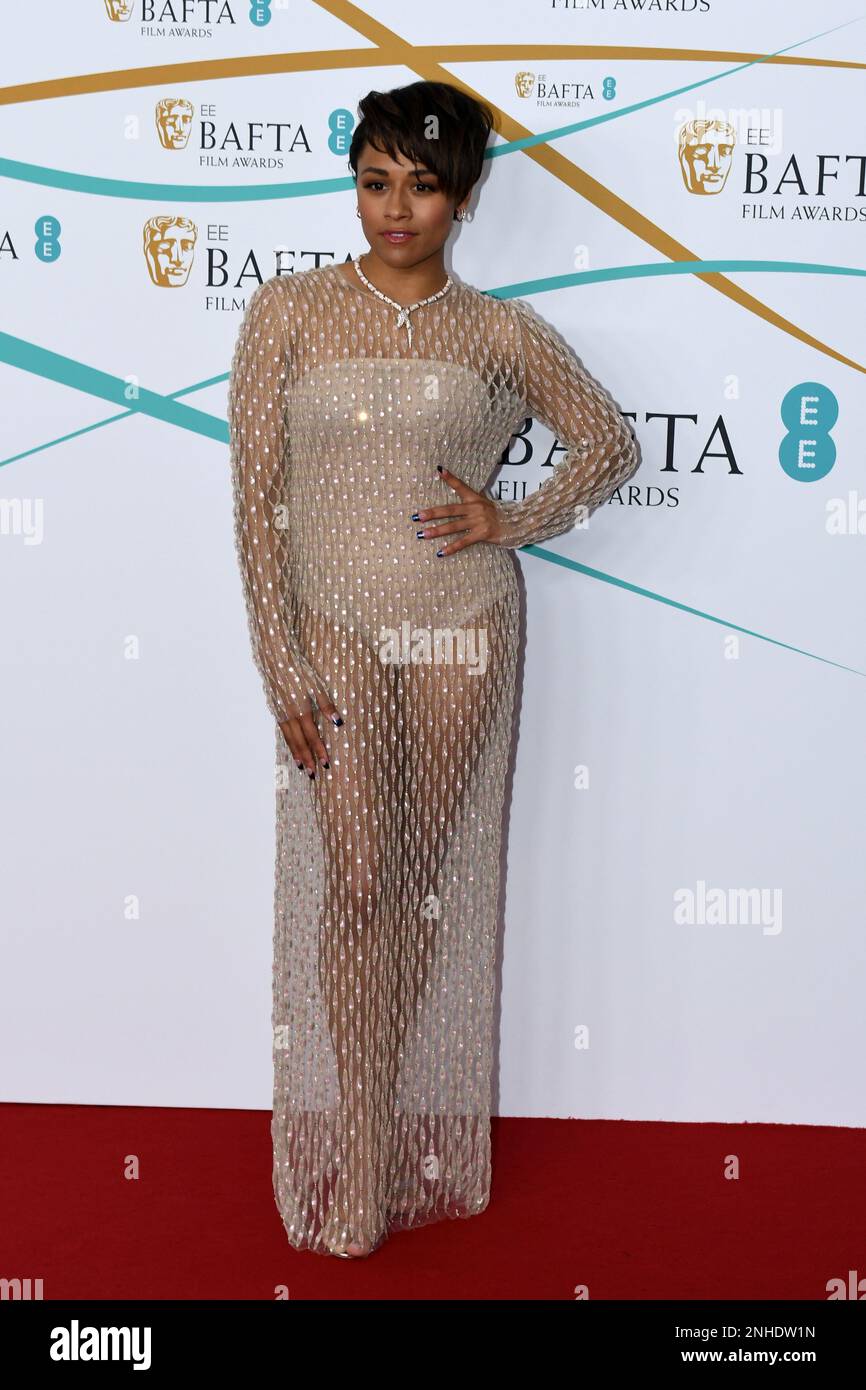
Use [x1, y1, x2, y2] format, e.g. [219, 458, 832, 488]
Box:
[352, 255, 452, 349]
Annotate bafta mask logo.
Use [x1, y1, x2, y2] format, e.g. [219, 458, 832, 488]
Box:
[156, 98, 194, 149]
[514, 72, 536, 99]
[104, 0, 133, 20]
[143, 215, 197, 287]
[678, 119, 736, 195]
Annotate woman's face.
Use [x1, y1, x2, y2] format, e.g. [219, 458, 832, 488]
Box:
[355, 140, 467, 266]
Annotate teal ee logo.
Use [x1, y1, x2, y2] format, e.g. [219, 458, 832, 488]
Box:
[249, 1, 272, 26]
[779, 381, 838, 481]
[35, 215, 61, 263]
[328, 108, 354, 156]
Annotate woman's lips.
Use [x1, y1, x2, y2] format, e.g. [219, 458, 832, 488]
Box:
[381, 231, 416, 243]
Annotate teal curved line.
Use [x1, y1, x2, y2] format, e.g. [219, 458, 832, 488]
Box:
[0, 330, 225, 442]
[0, 293, 861, 675]
[1, 255, 863, 468]
[486, 259, 866, 299]
[1, 15, 862, 202]
[0, 373, 224, 465]
[522, 548, 866, 678]
[0, 154, 354, 201]
[490, 13, 866, 156]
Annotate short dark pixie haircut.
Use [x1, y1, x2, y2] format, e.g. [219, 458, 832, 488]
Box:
[348, 80, 496, 207]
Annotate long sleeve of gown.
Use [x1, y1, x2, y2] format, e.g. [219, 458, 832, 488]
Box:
[229, 278, 328, 724]
[491, 297, 639, 549]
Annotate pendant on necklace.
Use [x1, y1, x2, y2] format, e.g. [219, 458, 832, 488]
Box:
[352, 255, 450, 349]
[396, 308, 413, 347]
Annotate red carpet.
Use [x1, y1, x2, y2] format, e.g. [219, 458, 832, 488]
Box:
[2, 1103, 863, 1300]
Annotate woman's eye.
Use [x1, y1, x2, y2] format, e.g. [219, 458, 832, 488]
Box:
[362, 181, 436, 192]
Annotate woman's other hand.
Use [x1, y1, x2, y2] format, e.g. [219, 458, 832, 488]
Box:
[279, 687, 343, 779]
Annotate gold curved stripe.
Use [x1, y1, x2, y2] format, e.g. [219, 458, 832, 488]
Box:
[314, 0, 866, 375]
[1, 0, 859, 374]
[0, 42, 863, 105]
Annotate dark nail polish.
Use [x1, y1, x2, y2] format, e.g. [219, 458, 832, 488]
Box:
[436, 464, 443, 472]
[295, 761, 303, 769]
[410, 512, 419, 521]
[416, 529, 425, 538]
[308, 770, 315, 779]
[323, 761, 330, 769]
[436, 549, 444, 557]
[332, 716, 343, 727]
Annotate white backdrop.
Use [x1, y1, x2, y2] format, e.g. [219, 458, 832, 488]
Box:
[2, 0, 864, 1126]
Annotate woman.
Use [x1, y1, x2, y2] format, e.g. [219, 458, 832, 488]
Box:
[229, 80, 639, 1259]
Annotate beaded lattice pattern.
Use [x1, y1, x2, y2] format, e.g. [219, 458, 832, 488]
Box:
[228, 261, 638, 1254]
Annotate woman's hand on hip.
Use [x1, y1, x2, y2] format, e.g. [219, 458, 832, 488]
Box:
[413, 466, 505, 555]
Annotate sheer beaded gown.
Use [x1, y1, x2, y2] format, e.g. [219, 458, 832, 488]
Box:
[228, 259, 638, 1255]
